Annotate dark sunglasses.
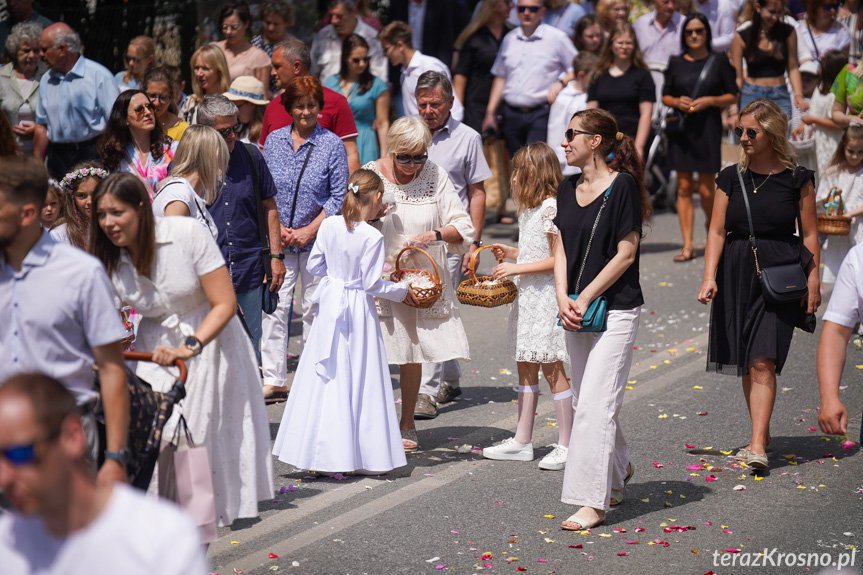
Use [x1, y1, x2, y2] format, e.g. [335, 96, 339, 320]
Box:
[734, 126, 761, 140]
[125, 55, 139, 63]
[1, 443, 37, 466]
[517, 5, 541, 13]
[565, 128, 597, 141]
[351, 56, 371, 64]
[822, 3, 840, 10]
[131, 102, 155, 115]
[146, 93, 171, 103]
[685, 27, 706, 36]
[217, 123, 244, 139]
[394, 153, 428, 165]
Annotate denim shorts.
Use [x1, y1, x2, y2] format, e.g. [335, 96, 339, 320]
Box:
[740, 82, 792, 121]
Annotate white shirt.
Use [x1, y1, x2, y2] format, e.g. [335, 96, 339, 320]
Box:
[490, 23, 578, 108]
[408, 0, 427, 54]
[795, 20, 852, 62]
[0, 231, 126, 404]
[0, 484, 209, 575]
[401, 50, 464, 121]
[153, 177, 218, 238]
[823, 244, 863, 330]
[547, 83, 587, 176]
[696, 0, 737, 52]
[310, 19, 387, 82]
[428, 114, 492, 208]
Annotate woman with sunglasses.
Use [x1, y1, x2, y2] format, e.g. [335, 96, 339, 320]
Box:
[555, 108, 651, 531]
[323, 34, 390, 164]
[142, 67, 190, 142]
[796, 1, 851, 63]
[212, 1, 272, 98]
[363, 116, 475, 452]
[662, 13, 738, 262]
[115, 36, 156, 92]
[91, 172, 273, 533]
[698, 98, 820, 469]
[98, 90, 177, 200]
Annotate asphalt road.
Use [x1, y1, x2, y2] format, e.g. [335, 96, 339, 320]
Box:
[209, 205, 862, 575]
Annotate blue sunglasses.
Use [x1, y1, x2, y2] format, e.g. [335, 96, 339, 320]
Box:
[517, 5, 541, 13]
[2, 443, 37, 465]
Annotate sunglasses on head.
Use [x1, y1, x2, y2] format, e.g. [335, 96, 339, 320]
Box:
[132, 102, 155, 115]
[394, 153, 428, 165]
[685, 27, 706, 36]
[565, 128, 597, 141]
[517, 5, 541, 13]
[351, 56, 371, 64]
[217, 123, 244, 139]
[734, 126, 762, 140]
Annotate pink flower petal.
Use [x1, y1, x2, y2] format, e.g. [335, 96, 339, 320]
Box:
[685, 444, 695, 448]
[617, 552, 629, 556]
[705, 475, 718, 482]
[652, 461, 664, 468]
[687, 464, 703, 470]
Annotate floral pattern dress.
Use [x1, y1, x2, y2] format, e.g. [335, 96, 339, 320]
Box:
[120, 140, 178, 200]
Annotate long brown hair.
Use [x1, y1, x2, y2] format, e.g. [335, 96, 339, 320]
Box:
[56, 161, 107, 251]
[592, 22, 648, 82]
[342, 168, 384, 229]
[511, 142, 563, 210]
[455, 0, 498, 50]
[90, 173, 156, 277]
[98, 90, 172, 172]
[572, 108, 652, 222]
[339, 34, 375, 95]
[827, 124, 863, 174]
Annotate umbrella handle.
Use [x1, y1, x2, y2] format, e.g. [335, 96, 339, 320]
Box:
[123, 351, 188, 383]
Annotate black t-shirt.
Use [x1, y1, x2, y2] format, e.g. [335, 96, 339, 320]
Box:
[453, 24, 514, 133]
[587, 67, 655, 138]
[738, 21, 793, 78]
[716, 165, 815, 237]
[553, 172, 644, 310]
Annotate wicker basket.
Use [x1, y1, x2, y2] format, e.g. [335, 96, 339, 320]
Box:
[456, 245, 518, 308]
[817, 215, 851, 236]
[390, 246, 443, 309]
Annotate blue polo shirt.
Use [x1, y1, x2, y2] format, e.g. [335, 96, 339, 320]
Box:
[208, 144, 278, 295]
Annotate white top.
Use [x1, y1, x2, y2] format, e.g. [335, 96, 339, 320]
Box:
[0, 231, 126, 404]
[547, 84, 587, 176]
[401, 50, 464, 121]
[428, 114, 492, 209]
[823, 243, 863, 329]
[0, 484, 209, 575]
[491, 23, 578, 108]
[311, 19, 387, 82]
[816, 164, 863, 283]
[696, 0, 737, 52]
[796, 20, 851, 62]
[152, 177, 218, 238]
[809, 87, 841, 176]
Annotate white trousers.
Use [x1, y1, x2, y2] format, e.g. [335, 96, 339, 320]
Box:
[561, 307, 640, 510]
[260, 252, 322, 387]
[419, 251, 464, 396]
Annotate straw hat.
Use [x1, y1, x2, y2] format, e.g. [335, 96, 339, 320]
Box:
[224, 76, 269, 106]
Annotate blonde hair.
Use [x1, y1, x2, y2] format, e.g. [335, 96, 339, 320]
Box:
[511, 142, 563, 210]
[189, 45, 231, 102]
[123, 36, 156, 85]
[737, 98, 797, 173]
[342, 169, 384, 229]
[386, 116, 431, 155]
[166, 125, 229, 204]
[596, 0, 630, 31]
[455, 0, 498, 50]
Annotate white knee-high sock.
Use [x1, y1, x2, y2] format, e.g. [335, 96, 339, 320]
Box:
[553, 389, 574, 447]
[514, 385, 540, 444]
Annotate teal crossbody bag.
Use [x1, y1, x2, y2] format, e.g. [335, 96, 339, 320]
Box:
[558, 178, 616, 333]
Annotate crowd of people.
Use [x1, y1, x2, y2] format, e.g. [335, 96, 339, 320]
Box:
[0, 0, 862, 571]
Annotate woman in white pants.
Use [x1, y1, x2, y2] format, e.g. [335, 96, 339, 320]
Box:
[553, 108, 652, 531]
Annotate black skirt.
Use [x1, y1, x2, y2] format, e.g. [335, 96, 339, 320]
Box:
[707, 233, 813, 376]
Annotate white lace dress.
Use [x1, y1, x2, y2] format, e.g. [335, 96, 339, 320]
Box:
[810, 88, 842, 177]
[364, 160, 475, 364]
[816, 165, 863, 283]
[507, 197, 569, 364]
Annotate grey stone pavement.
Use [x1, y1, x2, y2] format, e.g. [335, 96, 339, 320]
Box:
[209, 204, 862, 575]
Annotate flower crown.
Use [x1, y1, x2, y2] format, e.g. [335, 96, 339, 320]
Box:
[59, 167, 109, 193]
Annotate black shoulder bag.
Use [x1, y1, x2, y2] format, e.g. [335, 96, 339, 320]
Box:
[243, 143, 279, 314]
[736, 170, 808, 305]
[665, 53, 717, 136]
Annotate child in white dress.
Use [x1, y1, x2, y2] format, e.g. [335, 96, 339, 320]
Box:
[816, 125, 863, 283]
[482, 142, 572, 471]
[796, 51, 845, 177]
[272, 170, 418, 474]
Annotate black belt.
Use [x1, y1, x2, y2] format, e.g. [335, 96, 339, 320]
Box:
[504, 102, 548, 114]
[51, 136, 100, 151]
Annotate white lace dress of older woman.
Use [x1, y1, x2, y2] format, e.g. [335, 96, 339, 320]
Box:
[364, 160, 475, 364]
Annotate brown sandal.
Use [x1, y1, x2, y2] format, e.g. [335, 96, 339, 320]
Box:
[673, 249, 696, 262]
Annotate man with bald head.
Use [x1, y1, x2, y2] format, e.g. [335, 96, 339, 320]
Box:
[34, 23, 119, 179]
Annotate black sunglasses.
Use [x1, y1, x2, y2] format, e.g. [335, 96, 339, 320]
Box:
[685, 28, 706, 36]
[131, 102, 155, 115]
[351, 56, 371, 64]
[565, 128, 597, 141]
[146, 93, 171, 103]
[822, 3, 840, 11]
[517, 5, 541, 13]
[217, 123, 244, 138]
[125, 55, 139, 64]
[734, 126, 761, 140]
[394, 153, 428, 165]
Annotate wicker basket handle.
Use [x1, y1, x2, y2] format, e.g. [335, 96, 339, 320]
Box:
[123, 351, 188, 383]
[468, 244, 503, 283]
[394, 246, 440, 280]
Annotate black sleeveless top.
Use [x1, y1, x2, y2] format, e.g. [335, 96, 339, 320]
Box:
[739, 21, 793, 79]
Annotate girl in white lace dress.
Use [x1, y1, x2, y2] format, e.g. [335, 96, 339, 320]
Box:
[481, 143, 572, 471]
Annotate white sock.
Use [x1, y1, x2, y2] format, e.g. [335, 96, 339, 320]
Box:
[552, 389, 574, 448]
[514, 385, 539, 444]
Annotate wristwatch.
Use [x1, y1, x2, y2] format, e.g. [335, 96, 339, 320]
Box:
[434, 229, 443, 242]
[472, 240, 483, 247]
[104, 448, 131, 467]
[270, 253, 285, 260]
[184, 336, 203, 356]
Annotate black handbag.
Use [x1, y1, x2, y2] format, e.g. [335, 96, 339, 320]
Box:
[665, 53, 717, 136]
[736, 171, 809, 305]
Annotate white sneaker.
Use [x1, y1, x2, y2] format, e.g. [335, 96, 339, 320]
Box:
[538, 444, 568, 470]
[482, 437, 534, 461]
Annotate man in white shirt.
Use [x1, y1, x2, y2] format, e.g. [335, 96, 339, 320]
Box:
[483, 0, 578, 155]
[633, 0, 682, 100]
[414, 71, 491, 418]
[696, 0, 736, 52]
[379, 20, 465, 121]
[310, 0, 387, 81]
[507, 0, 587, 38]
[0, 373, 209, 575]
